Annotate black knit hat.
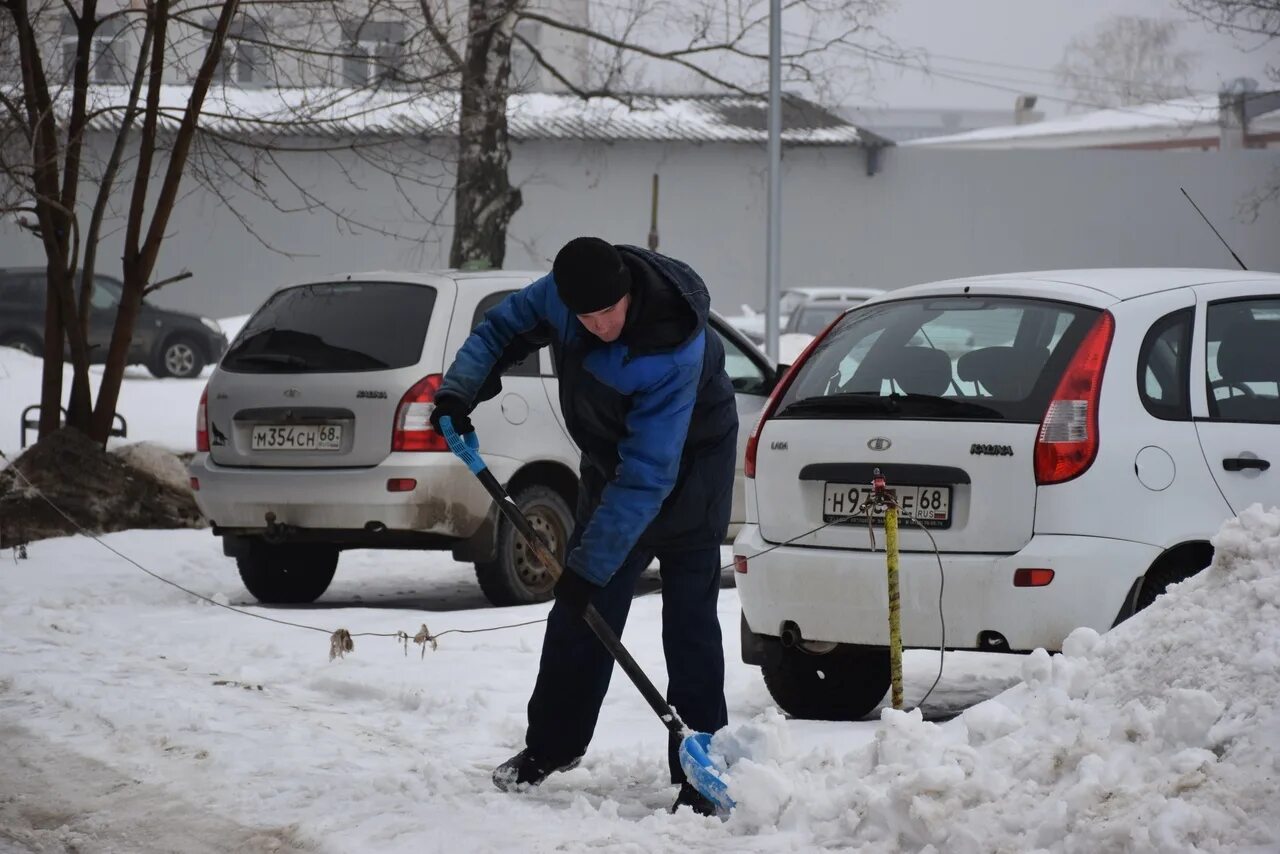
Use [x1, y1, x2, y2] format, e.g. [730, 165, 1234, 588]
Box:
[552, 237, 632, 315]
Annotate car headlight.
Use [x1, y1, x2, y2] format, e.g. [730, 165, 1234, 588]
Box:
[201, 317, 223, 335]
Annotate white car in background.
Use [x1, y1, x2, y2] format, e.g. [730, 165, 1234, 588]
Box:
[725, 286, 884, 352]
[189, 270, 775, 606]
[735, 268, 1280, 720]
[778, 288, 887, 365]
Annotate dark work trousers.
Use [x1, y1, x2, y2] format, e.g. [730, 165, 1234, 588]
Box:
[524, 538, 728, 783]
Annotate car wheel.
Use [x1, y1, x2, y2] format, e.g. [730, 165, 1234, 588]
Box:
[0, 331, 42, 355]
[761, 644, 890, 720]
[150, 334, 206, 378]
[475, 485, 573, 606]
[236, 542, 339, 604]
[1134, 560, 1204, 613]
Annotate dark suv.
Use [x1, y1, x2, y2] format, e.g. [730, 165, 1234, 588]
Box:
[0, 267, 228, 378]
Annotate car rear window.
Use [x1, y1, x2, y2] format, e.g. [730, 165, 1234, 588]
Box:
[221, 281, 435, 373]
[777, 296, 1101, 421]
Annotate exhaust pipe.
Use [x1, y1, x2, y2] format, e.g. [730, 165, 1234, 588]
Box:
[263, 512, 295, 544]
[779, 621, 839, 655]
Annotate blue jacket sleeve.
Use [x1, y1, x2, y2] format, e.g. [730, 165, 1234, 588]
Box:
[437, 275, 565, 406]
[567, 353, 700, 586]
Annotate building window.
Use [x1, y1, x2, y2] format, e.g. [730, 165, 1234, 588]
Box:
[510, 19, 541, 92]
[209, 16, 268, 85]
[341, 20, 405, 86]
[62, 15, 128, 83]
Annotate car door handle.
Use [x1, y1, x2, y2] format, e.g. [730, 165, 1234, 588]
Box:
[1223, 457, 1270, 472]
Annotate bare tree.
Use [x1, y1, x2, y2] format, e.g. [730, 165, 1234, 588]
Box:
[1175, 0, 1279, 218]
[1176, 0, 1280, 44]
[2, 0, 895, 447]
[1055, 15, 1199, 111]
[417, 0, 896, 269]
[0, 0, 457, 445]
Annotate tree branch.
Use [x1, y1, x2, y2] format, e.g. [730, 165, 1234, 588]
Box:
[418, 0, 463, 67]
[519, 10, 749, 94]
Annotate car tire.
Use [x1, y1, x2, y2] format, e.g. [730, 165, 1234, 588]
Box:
[761, 644, 891, 720]
[475, 485, 573, 606]
[150, 334, 206, 378]
[1134, 560, 1203, 613]
[0, 331, 42, 355]
[237, 542, 339, 604]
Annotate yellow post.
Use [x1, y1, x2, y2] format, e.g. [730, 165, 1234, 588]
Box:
[885, 503, 904, 711]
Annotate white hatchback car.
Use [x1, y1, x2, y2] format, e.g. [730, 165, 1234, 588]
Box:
[735, 268, 1280, 720]
[189, 270, 774, 606]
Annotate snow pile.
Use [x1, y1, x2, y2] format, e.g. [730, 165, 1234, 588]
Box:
[111, 441, 192, 493]
[715, 505, 1280, 851]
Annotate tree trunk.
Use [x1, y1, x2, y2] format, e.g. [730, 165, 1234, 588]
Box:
[93, 0, 239, 442]
[449, 0, 523, 270]
[37, 274, 64, 436]
[7, 0, 95, 437]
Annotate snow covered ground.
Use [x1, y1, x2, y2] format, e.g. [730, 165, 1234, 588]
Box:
[0, 314, 247, 461]
[2, 339, 1279, 852]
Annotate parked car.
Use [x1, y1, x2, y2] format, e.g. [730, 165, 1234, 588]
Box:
[735, 268, 1280, 720]
[0, 267, 227, 378]
[188, 270, 776, 606]
[776, 289, 887, 366]
[782, 289, 886, 336]
[725, 287, 884, 349]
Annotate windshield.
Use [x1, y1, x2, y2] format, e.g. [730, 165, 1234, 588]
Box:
[777, 296, 1100, 421]
[222, 281, 435, 374]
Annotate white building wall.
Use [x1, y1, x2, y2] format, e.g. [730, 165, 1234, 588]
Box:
[1, 135, 1277, 320]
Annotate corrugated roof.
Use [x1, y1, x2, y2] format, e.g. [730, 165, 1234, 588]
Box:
[57, 85, 872, 146]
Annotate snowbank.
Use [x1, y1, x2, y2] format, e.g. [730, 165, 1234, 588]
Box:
[111, 441, 192, 493]
[714, 505, 1280, 851]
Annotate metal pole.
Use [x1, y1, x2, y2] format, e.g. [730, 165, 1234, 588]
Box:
[885, 503, 904, 711]
[765, 0, 782, 361]
[648, 174, 660, 251]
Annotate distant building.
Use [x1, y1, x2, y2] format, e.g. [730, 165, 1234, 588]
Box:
[837, 97, 1045, 143]
[905, 86, 1280, 151]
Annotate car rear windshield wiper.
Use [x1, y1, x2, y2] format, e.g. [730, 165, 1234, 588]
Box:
[886, 393, 1005, 419]
[779, 392, 901, 416]
[779, 392, 1005, 419]
[226, 352, 312, 369]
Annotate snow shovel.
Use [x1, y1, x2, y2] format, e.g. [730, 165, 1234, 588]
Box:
[439, 416, 734, 813]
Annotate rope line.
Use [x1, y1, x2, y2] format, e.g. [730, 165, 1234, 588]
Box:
[2, 445, 949, 710]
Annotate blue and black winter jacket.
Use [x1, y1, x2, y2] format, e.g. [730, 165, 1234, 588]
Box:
[438, 246, 738, 586]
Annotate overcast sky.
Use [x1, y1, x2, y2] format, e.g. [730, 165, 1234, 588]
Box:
[856, 0, 1275, 115]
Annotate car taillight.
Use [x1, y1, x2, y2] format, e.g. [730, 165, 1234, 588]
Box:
[745, 321, 839, 478]
[196, 384, 209, 452]
[393, 374, 447, 452]
[1034, 311, 1114, 485]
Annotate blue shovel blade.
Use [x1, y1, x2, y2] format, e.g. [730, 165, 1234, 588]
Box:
[678, 731, 735, 813]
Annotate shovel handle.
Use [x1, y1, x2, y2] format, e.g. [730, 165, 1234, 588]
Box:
[440, 417, 686, 737]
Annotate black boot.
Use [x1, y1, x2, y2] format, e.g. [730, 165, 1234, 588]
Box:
[670, 782, 718, 817]
[491, 749, 581, 792]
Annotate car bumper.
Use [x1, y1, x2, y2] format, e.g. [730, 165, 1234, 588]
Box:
[188, 451, 521, 538]
[732, 524, 1160, 652]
